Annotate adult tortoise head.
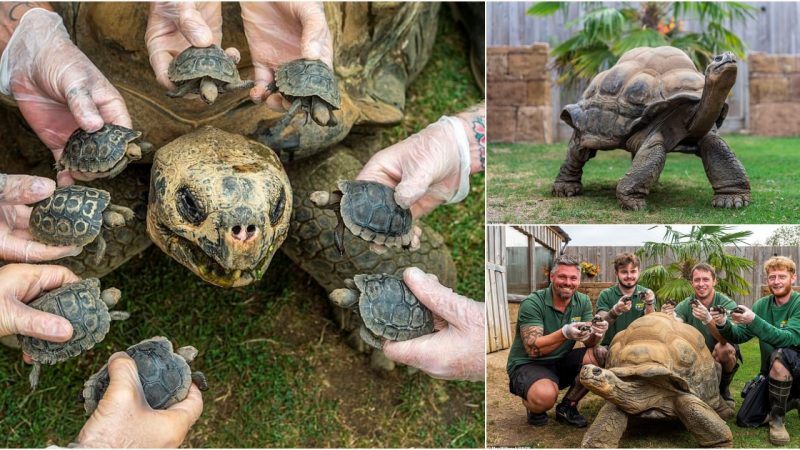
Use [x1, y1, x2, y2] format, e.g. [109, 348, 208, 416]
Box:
[146, 126, 291, 287]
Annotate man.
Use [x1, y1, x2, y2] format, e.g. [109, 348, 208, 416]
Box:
[714, 256, 800, 445]
[674, 263, 740, 404]
[506, 255, 608, 428]
[596, 252, 657, 346]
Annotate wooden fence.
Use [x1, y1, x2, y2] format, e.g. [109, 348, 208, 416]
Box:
[486, 226, 512, 353]
[487, 1, 800, 139]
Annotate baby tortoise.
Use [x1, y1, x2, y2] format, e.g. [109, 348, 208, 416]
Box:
[330, 274, 434, 349]
[19, 278, 128, 389]
[57, 124, 146, 179]
[29, 186, 134, 264]
[81, 336, 208, 414]
[269, 58, 341, 129]
[167, 45, 254, 104]
[310, 180, 414, 254]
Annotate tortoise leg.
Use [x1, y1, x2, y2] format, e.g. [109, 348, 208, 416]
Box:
[29, 362, 42, 390]
[552, 134, 597, 198]
[616, 131, 667, 210]
[581, 402, 627, 448]
[105, 204, 135, 225]
[329, 287, 359, 309]
[698, 131, 751, 209]
[225, 79, 255, 92]
[269, 99, 303, 134]
[105, 159, 130, 179]
[109, 311, 130, 321]
[675, 393, 733, 447]
[93, 235, 107, 265]
[166, 80, 197, 98]
[100, 287, 122, 307]
[191, 371, 209, 391]
[359, 325, 384, 350]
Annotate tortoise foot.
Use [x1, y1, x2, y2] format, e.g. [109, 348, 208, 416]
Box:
[552, 181, 583, 197]
[618, 196, 647, 211]
[711, 193, 750, 209]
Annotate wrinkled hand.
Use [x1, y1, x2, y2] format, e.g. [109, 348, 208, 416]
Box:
[732, 305, 756, 325]
[0, 264, 76, 355]
[611, 296, 632, 316]
[562, 322, 591, 342]
[691, 301, 713, 325]
[0, 174, 81, 262]
[241, 2, 332, 107]
[75, 352, 203, 447]
[590, 318, 608, 337]
[0, 9, 131, 186]
[381, 268, 484, 382]
[710, 308, 727, 326]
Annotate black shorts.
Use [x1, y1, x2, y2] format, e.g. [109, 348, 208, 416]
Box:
[508, 347, 588, 399]
[772, 348, 800, 377]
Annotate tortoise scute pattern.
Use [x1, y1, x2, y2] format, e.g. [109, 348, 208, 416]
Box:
[170, 46, 238, 82]
[62, 125, 141, 172]
[342, 181, 412, 237]
[30, 186, 108, 246]
[357, 274, 434, 342]
[275, 59, 341, 108]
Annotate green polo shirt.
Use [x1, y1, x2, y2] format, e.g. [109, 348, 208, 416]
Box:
[506, 285, 593, 376]
[675, 291, 737, 352]
[596, 284, 658, 345]
[718, 291, 800, 374]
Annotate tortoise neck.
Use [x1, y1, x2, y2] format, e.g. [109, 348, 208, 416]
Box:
[688, 71, 734, 138]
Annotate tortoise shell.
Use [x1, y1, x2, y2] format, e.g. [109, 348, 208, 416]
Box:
[18, 278, 117, 365]
[338, 180, 413, 242]
[29, 186, 110, 247]
[274, 59, 341, 108]
[607, 312, 720, 401]
[355, 274, 434, 343]
[562, 46, 725, 149]
[81, 337, 197, 414]
[168, 45, 240, 83]
[59, 124, 141, 173]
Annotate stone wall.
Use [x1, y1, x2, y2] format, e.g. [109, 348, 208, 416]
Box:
[749, 53, 800, 136]
[487, 43, 552, 144]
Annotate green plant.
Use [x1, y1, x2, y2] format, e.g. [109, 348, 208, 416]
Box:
[580, 261, 600, 278]
[528, 1, 756, 90]
[766, 226, 800, 246]
[636, 225, 754, 302]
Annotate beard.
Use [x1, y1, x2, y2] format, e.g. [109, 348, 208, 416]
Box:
[770, 283, 793, 298]
[618, 277, 637, 290]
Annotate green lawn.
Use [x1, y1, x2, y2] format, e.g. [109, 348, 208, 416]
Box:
[487, 135, 800, 223]
[0, 8, 484, 448]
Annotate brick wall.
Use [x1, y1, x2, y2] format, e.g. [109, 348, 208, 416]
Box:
[749, 53, 800, 136]
[487, 43, 552, 144]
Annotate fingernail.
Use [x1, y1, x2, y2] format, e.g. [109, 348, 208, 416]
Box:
[50, 320, 72, 339]
[66, 247, 83, 257]
[31, 178, 55, 197]
[406, 267, 425, 281]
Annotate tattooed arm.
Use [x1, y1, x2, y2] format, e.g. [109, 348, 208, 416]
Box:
[455, 102, 486, 173]
[0, 3, 51, 51]
[519, 325, 567, 358]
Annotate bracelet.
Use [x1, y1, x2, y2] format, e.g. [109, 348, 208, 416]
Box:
[440, 116, 471, 204]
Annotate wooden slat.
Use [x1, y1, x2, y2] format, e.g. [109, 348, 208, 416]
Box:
[486, 226, 512, 353]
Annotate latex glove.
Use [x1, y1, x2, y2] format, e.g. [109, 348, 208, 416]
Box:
[611, 296, 633, 316]
[691, 300, 713, 325]
[0, 264, 76, 354]
[0, 174, 81, 262]
[562, 322, 591, 342]
[710, 308, 727, 326]
[0, 8, 132, 186]
[75, 352, 203, 448]
[642, 289, 655, 306]
[240, 2, 333, 106]
[661, 301, 676, 316]
[357, 117, 472, 218]
[590, 318, 608, 337]
[381, 268, 484, 382]
[732, 305, 756, 325]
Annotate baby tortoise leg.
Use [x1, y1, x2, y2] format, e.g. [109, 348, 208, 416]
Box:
[29, 362, 42, 390]
[93, 235, 107, 265]
[166, 80, 198, 98]
[191, 371, 209, 391]
[225, 79, 255, 92]
[552, 135, 597, 198]
[698, 132, 751, 209]
[103, 205, 135, 228]
[309, 190, 347, 255]
[359, 325, 384, 350]
[581, 402, 628, 448]
[616, 131, 667, 210]
[675, 393, 733, 447]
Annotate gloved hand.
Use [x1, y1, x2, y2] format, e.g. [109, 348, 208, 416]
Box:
[590, 318, 608, 337]
[561, 322, 591, 342]
[0, 8, 132, 186]
[381, 267, 484, 382]
[357, 117, 472, 219]
[642, 289, 655, 305]
[611, 296, 633, 316]
[0, 174, 81, 262]
[710, 308, 727, 326]
[75, 352, 204, 448]
[731, 305, 756, 325]
[661, 301, 677, 316]
[691, 300, 713, 325]
[0, 264, 76, 351]
[240, 2, 333, 107]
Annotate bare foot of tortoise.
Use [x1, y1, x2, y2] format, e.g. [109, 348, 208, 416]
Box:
[711, 194, 750, 209]
[551, 181, 583, 197]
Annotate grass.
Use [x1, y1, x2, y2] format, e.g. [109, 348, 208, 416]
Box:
[487, 135, 800, 223]
[0, 7, 484, 448]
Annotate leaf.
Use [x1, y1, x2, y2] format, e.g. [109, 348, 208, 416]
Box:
[612, 29, 669, 56]
[527, 2, 567, 17]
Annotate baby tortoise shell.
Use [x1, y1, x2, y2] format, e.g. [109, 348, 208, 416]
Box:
[57, 124, 144, 178]
[330, 274, 434, 349]
[269, 58, 341, 129]
[310, 180, 414, 254]
[19, 278, 128, 389]
[167, 45, 254, 104]
[29, 186, 134, 264]
[81, 336, 208, 414]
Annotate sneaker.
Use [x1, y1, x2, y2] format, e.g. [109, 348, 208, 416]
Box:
[555, 403, 588, 428]
[527, 410, 548, 426]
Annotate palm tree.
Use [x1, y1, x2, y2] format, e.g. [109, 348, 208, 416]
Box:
[636, 226, 753, 303]
[528, 2, 756, 90]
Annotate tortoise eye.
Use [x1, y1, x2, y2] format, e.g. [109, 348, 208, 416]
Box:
[270, 187, 286, 226]
[176, 187, 206, 224]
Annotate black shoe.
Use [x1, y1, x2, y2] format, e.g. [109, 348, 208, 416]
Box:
[527, 410, 548, 426]
[555, 403, 588, 428]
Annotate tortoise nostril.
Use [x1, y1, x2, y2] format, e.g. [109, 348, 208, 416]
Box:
[232, 225, 242, 235]
[593, 367, 602, 376]
[246, 224, 256, 234]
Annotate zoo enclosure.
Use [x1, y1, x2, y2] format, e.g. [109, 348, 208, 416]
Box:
[488, 1, 800, 140]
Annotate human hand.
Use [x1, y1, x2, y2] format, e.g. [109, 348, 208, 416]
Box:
[590, 316, 608, 337]
[661, 300, 676, 316]
[562, 322, 591, 342]
[75, 352, 203, 448]
[710, 307, 727, 326]
[0, 8, 132, 186]
[731, 305, 755, 325]
[691, 300, 713, 325]
[0, 174, 82, 262]
[612, 296, 633, 316]
[240, 2, 332, 106]
[642, 289, 655, 305]
[381, 268, 484, 382]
